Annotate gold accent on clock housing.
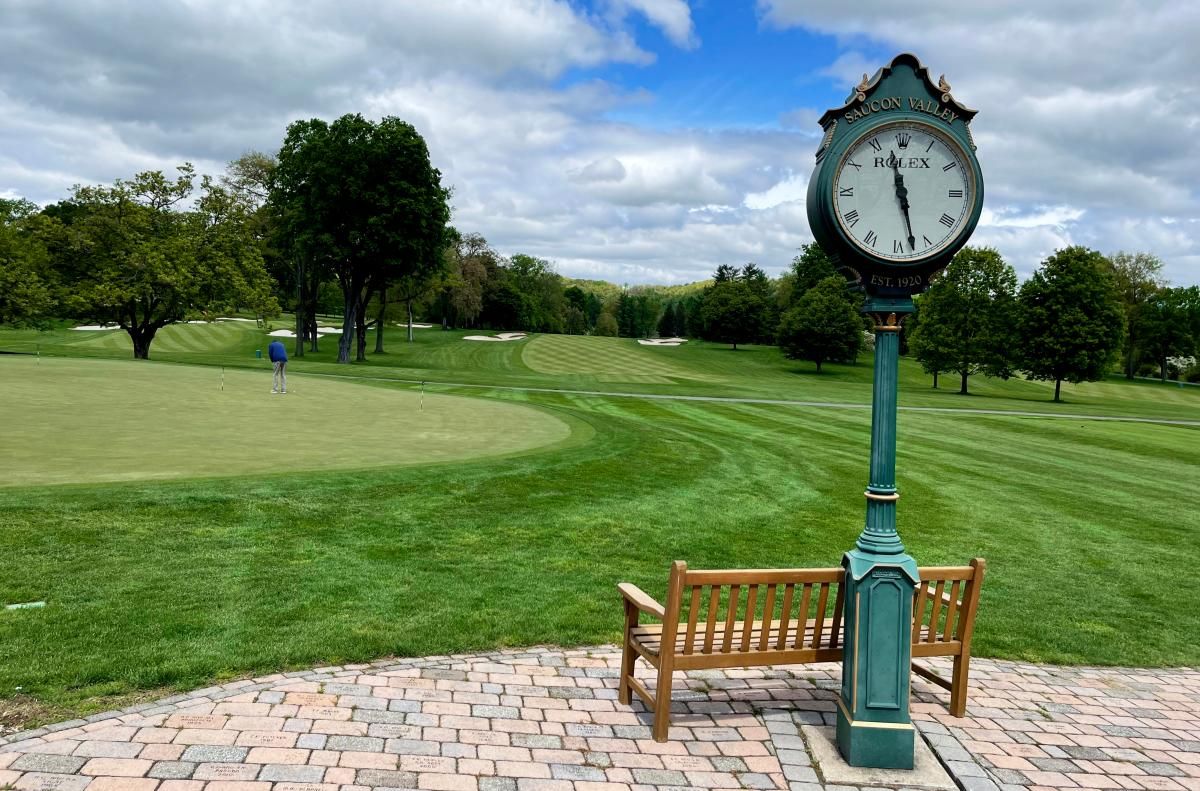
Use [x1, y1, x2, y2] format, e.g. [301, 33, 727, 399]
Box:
[855, 73, 871, 102]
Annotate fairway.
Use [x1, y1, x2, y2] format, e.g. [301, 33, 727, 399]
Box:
[0, 356, 575, 487]
[0, 324, 1198, 728]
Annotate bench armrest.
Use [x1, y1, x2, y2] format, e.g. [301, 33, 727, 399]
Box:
[617, 583, 666, 620]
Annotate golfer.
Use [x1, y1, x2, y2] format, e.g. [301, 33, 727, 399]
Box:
[268, 339, 288, 394]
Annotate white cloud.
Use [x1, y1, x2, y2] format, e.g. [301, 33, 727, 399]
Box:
[2, 1, 1199, 288]
[758, 0, 1200, 285]
[608, 0, 698, 49]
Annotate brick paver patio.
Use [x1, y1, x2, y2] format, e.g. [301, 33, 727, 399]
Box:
[0, 647, 1195, 791]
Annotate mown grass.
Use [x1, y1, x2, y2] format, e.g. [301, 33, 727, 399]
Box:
[0, 321, 1197, 726]
[5, 320, 1197, 420]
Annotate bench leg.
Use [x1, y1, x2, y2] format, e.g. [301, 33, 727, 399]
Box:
[619, 606, 637, 706]
[652, 663, 673, 742]
[949, 654, 970, 717]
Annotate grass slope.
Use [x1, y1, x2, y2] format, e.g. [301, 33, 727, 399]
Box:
[0, 321, 1197, 725]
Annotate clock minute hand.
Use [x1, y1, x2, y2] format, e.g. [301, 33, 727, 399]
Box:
[889, 151, 917, 250]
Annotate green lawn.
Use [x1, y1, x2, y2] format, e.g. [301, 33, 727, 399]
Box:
[0, 356, 574, 487]
[0, 321, 1197, 728]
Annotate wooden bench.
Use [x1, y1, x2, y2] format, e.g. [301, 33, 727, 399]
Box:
[617, 558, 985, 741]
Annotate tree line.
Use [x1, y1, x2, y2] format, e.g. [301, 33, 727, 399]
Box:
[1, 112, 1197, 392]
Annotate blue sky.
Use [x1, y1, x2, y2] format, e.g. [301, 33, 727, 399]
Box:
[1, 0, 1197, 286]
[573, 4, 855, 131]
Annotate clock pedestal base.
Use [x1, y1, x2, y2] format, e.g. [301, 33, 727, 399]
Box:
[836, 298, 919, 769]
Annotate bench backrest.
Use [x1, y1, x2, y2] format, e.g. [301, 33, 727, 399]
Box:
[660, 558, 984, 662]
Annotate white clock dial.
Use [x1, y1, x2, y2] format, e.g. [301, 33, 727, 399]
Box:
[832, 121, 974, 262]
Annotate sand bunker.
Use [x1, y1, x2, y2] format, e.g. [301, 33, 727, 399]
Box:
[267, 327, 342, 338]
[464, 332, 527, 342]
[394, 322, 434, 329]
[70, 324, 121, 331]
[638, 337, 687, 346]
[216, 317, 259, 323]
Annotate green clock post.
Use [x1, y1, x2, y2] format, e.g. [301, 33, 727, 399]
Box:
[806, 53, 984, 769]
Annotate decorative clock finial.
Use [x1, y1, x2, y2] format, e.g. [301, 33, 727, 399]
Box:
[855, 73, 871, 102]
[938, 74, 953, 103]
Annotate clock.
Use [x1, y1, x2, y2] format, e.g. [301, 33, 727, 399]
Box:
[832, 121, 975, 263]
[806, 53, 983, 299]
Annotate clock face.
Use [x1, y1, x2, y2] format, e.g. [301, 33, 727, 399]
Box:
[832, 121, 975, 263]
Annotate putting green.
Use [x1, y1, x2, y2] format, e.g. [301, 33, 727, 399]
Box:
[0, 356, 575, 487]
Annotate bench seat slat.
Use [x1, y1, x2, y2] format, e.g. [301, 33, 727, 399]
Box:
[629, 620, 961, 659]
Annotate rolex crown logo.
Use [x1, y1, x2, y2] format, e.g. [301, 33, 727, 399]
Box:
[896, 132, 912, 150]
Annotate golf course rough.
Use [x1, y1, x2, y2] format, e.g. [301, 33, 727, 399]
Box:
[0, 356, 575, 487]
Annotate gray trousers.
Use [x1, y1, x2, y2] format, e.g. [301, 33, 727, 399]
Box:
[273, 361, 287, 392]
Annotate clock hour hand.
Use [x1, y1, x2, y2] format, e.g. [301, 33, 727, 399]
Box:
[889, 151, 917, 250]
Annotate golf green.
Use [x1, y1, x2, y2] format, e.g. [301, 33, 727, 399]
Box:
[0, 356, 576, 487]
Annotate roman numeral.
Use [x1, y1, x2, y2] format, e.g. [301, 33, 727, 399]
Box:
[843, 209, 860, 227]
[839, 186, 853, 197]
[926, 139, 936, 152]
[923, 235, 932, 247]
[939, 213, 955, 227]
[864, 230, 878, 247]
[943, 162, 957, 172]
[893, 240, 904, 254]
[846, 159, 862, 170]
[948, 189, 963, 198]
[867, 137, 882, 152]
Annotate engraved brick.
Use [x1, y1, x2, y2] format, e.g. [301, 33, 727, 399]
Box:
[235, 732, 297, 748]
[164, 716, 226, 730]
[297, 708, 351, 722]
[192, 763, 261, 781]
[172, 730, 238, 746]
[12, 772, 93, 791]
[398, 756, 455, 774]
[284, 694, 339, 707]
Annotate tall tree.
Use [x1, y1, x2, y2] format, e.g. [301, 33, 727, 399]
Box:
[907, 247, 1017, 394]
[57, 165, 278, 359]
[1136, 287, 1197, 381]
[776, 276, 863, 373]
[789, 243, 838, 299]
[594, 312, 619, 337]
[701, 273, 766, 350]
[1106, 251, 1166, 378]
[0, 199, 56, 326]
[1016, 246, 1125, 402]
[271, 114, 449, 363]
[741, 263, 776, 343]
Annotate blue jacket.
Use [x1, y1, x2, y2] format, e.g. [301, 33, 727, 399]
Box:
[268, 340, 288, 363]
